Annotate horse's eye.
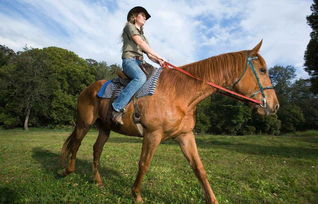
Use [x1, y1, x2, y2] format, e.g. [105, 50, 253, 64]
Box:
[260, 68, 267, 74]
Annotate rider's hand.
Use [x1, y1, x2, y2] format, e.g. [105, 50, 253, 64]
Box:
[158, 58, 165, 67]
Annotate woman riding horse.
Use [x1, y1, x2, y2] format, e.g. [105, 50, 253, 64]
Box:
[112, 6, 165, 125]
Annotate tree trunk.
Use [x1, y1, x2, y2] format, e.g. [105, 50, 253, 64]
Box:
[24, 107, 31, 130]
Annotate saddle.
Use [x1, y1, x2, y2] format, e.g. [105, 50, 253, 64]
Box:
[116, 61, 155, 80]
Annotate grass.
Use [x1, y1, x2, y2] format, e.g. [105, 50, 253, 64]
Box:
[0, 128, 317, 203]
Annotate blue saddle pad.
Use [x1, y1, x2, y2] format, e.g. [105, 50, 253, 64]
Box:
[97, 67, 162, 99]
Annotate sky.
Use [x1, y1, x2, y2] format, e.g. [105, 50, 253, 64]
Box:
[0, 0, 313, 78]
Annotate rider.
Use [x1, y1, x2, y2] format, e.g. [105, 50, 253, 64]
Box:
[112, 6, 165, 125]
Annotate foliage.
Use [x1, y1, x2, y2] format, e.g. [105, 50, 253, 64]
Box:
[86, 59, 119, 81]
[304, 0, 318, 93]
[289, 79, 318, 130]
[269, 66, 305, 133]
[0, 48, 50, 128]
[208, 95, 252, 135]
[195, 97, 212, 134]
[0, 46, 117, 129]
[250, 114, 281, 135]
[278, 105, 305, 133]
[269, 65, 295, 105]
[0, 45, 15, 67]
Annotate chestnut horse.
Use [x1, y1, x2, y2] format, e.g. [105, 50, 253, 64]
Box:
[61, 41, 279, 204]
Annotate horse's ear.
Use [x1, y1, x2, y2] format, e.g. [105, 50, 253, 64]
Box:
[250, 40, 263, 55]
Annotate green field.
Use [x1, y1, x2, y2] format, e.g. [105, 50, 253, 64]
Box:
[0, 129, 317, 203]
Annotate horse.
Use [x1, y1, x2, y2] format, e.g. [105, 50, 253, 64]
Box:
[60, 41, 279, 204]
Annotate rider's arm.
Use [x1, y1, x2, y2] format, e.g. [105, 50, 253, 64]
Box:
[147, 53, 159, 63]
[132, 35, 163, 61]
[147, 53, 165, 66]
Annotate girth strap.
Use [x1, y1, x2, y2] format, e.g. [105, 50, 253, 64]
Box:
[133, 97, 144, 135]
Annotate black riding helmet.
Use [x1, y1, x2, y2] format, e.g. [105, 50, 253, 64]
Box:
[127, 6, 151, 21]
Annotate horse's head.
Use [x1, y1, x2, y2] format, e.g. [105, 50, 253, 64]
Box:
[233, 41, 279, 115]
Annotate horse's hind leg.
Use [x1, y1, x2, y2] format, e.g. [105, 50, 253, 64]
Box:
[61, 123, 90, 176]
[92, 127, 110, 186]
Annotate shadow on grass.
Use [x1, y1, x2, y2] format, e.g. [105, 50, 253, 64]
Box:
[108, 136, 143, 144]
[101, 134, 318, 158]
[294, 136, 318, 144]
[0, 187, 19, 203]
[195, 138, 318, 159]
[31, 147, 132, 197]
[81, 134, 318, 159]
[31, 147, 183, 203]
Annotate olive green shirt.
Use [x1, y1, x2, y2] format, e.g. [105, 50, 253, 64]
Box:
[121, 22, 149, 59]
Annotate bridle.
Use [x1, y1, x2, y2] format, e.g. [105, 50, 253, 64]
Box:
[162, 55, 274, 108]
[232, 56, 274, 108]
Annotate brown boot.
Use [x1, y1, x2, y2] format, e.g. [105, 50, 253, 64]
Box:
[112, 110, 124, 125]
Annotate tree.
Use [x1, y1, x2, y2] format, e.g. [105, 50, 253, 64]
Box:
[290, 79, 318, 130]
[304, 0, 318, 93]
[195, 97, 212, 134]
[0, 45, 15, 67]
[0, 46, 96, 129]
[278, 105, 305, 133]
[0, 48, 55, 129]
[206, 95, 252, 135]
[86, 59, 118, 81]
[0, 45, 16, 115]
[269, 65, 296, 105]
[0, 46, 16, 110]
[269, 65, 302, 132]
[39, 47, 95, 126]
[250, 114, 281, 135]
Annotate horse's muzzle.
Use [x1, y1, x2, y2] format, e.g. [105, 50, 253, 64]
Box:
[256, 100, 279, 116]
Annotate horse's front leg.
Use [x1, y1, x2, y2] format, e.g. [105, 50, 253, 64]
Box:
[132, 131, 161, 203]
[176, 132, 218, 204]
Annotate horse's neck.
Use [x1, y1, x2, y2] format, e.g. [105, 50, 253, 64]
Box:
[159, 52, 245, 109]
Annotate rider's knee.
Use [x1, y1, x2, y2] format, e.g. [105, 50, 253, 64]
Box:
[136, 73, 146, 85]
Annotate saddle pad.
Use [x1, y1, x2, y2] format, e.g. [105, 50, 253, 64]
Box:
[97, 67, 163, 99]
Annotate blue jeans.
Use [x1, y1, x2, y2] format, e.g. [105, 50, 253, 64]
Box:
[112, 58, 146, 112]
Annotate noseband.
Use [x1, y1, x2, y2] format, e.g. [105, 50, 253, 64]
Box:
[232, 56, 274, 108]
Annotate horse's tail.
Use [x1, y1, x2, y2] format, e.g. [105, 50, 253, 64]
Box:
[60, 128, 77, 166]
[60, 81, 101, 171]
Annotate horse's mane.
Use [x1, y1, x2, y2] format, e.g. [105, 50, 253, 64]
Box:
[159, 50, 249, 94]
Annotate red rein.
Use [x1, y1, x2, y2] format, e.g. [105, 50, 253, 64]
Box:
[162, 62, 262, 105]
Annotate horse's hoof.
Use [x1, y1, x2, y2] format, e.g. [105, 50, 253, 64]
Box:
[96, 183, 105, 188]
[57, 169, 66, 176]
[132, 189, 144, 203]
[57, 169, 71, 177]
[135, 196, 144, 203]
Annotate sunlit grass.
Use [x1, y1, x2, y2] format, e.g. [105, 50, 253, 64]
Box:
[0, 129, 317, 203]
